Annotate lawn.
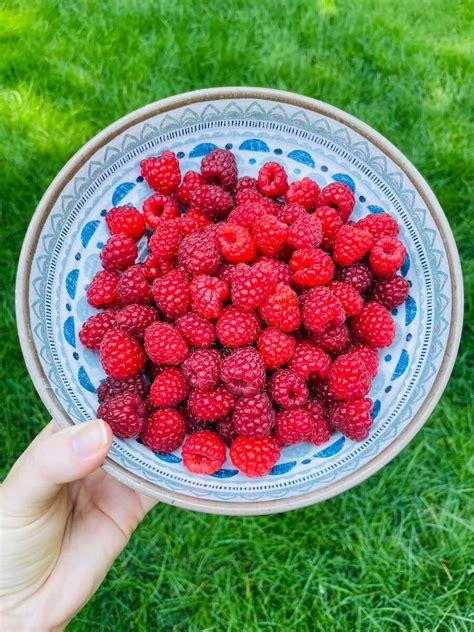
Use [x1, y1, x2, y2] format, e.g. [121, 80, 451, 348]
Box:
[1, 0, 473, 629]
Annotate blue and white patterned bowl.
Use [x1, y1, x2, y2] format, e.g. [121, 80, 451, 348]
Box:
[16, 88, 463, 515]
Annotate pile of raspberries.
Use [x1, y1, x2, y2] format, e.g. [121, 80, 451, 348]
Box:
[79, 148, 409, 478]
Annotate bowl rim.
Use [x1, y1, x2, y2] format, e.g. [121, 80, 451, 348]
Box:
[15, 86, 464, 515]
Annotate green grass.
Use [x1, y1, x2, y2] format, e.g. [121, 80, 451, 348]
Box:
[1, 0, 473, 629]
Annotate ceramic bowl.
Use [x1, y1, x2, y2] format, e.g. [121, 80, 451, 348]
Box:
[16, 88, 463, 515]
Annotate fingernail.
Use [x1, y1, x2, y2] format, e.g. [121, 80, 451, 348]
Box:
[72, 420, 109, 458]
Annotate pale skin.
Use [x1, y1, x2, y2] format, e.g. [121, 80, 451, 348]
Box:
[0, 419, 157, 631]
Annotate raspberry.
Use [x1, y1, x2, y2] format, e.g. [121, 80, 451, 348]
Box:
[257, 162, 288, 197]
[304, 400, 332, 444]
[192, 184, 234, 219]
[142, 193, 180, 229]
[182, 349, 221, 389]
[290, 248, 335, 287]
[216, 223, 256, 264]
[259, 283, 301, 332]
[370, 275, 409, 309]
[201, 149, 237, 191]
[178, 232, 221, 275]
[87, 270, 120, 308]
[311, 380, 338, 407]
[355, 212, 399, 239]
[141, 254, 162, 280]
[152, 269, 190, 319]
[257, 327, 296, 370]
[336, 262, 374, 293]
[100, 233, 138, 271]
[201, 222, 222, 239]
[216, 306, 260, 348]
[333, 225, 374, 267]
[345, 344, 379, 379]
[230, 436, 280, 477]
[315, 206, 344, 250]
[235, 176, 258, 193]
[253, 214, 288, 256]
[329, 353, 372, 399]
[231, 262, 277, 311]
[369, 237, 406, 278]
[253, 257, 292, 286]
[276, 203, 306, 224]
[99, 328, 146, 379]
[79, 310, 117, 349]
[190, 274, 229, 319]
[97, 373, 147, 402]
[117, 265, 152, 305]
[329, 398, 373, 441]
[275, 408, 313, 445]
[182, 406, 213, 433]
[316, 182, 355, 222]
[216, 415, 238, 445]
[311, 322, 350, 354]
[182, 430, 227, 475]
[106, 205, 145, 240]
[97, 393, 146, 439]
[234, 188, 278, 214]
[140, 151, 181, 194]
[176, 312, 216, 348]
[302, 287, 344, 334]
[289, 342, 331, 381]
[285, 177, 320, 211]
[220, 347, 265, 396]
[115, 304, 158, 337]
[327, 280, 363, 317]
[178, 208, 212, 236]
[188, 385, 236, 421]
[148, 219, 181, 260]
[149, 367, 188, 407]
[233, 392, 275, 437]
[142, 408, 185, 453]
[351, 301, 396, 348]
[144, 321, 189, 364]
[228, 202, 268, 230]
[176, 170, 206, 205]
[287, 215, 323, 249]
[268, 369, 309, 409]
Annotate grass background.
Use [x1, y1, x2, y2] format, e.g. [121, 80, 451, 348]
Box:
[1, 0, 473, 629]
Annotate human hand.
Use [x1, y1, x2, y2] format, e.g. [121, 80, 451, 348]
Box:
[0, 419, 156, 631]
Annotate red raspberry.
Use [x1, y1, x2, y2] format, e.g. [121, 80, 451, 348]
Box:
[97, 373, 147, 402]
[216, 415, 239, 445]
[336, 262, 374, 293]
[142, 408, 185, 453]
[192, 184, 234, 219]
[190, 274, 229, 319]
[182, 430, 226, 475]
[233, 392, 275, 437]
[79, 310, 117, 349]
[316, 182, 355, 222]
[201, 222, 222, 239]
[100, 328, 146, 379]
[216, 306, 260, 348]
[117, 265, 152, 305]
[311, 380, 338, 407]
[234, 188, 278, 214]
[188, 385, 237, 421]
[268, 369, 309, 410]
[355, 212, 399, 239]
[216, 223, 257, 263]
[87, 270, 120, 308]
[235, 176, 258, 193]
[345, 344, 379, 379]
[148, 219, 181, 260]
[100, 233, 137, 271]
[290, 248, 335, 287]
[142, 193, 180, 229]
[140, 151, 181, 194]
[275, 408, 313, 445]
[276, 203, 307, 224]
[311, 322, 350, 354]
[351, 301, 396, 348]
[329, 353, 372, 400]
[201, 149, 237, 191]
[287, 214, 323, 249]
[182, 349, 221, 389]
[178, 208, 211, 235]
[106, 205, 145, 240]
[257, 162, 288, 197]
[230, 435, 281, 477]
[329, 398, 373, 441]
[302, 287, 344, 334]
[115, 304, 158, 337]
[97, 393, 146, 439]
[228, 202, 268, 230]
[149, 367, 188, 407]
[253, 214, 288, 256]
[333, 225, 374, 267]
[178, 232, 221, 275]
[327, 280, 363, 316]
[141, 253, 161, 280]
[144, 321, 189, 364]
[152, 269, 190, 319]
[220, 347, 265, 396]
[370, 275, 409, 309]
[231, 262, 277, 311]
[253, 257, 292, 285]
[176, 312, 216, 348]
[304, 400, 332, 444]
[315, 206, 344, 250]
[176, 170, 206, 205]
[369, 237, 406, 278]
[257, 327, 296, 370]
[289, 342, 331, 381]
[285, 177, 320, 210]
[259, 283, 301, 332]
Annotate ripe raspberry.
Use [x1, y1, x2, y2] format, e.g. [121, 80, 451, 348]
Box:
[290, 248, 335, 287]
[253, 214, 288, 256]
[329, 398, 373, 441]
[178, 232, 221, 275]
[231, 262, 277, 311]
[178, 208, 212, 236]
[176, 312, 216, 348]
[106, 205, 145, 240]
[257, 162, 288, 197]
[182, 430, 226, 475]
[142, 408, 186, 453]
[141, 253, 161, 280]
[333, 225, 374, 267]
[188, 385, 237, 421]
[97, 393, 146, 439]
[304, 399, 332, 444]
[336, 262, 374, 293]
[201, 222, 222, 239]
[152, 269, 190, 319]
[268, 369, 309, 410]
[142, 193, 180, 229]
[289, 342, 331, 381]
[356, 212, 399, 239]
[192, 184, 234, 219]
[234, 187, 277, 212]
[311, 380, 338, 407]
[216, 415, 238, 445]
[259, 283, 301, 332]
[149, 367, 188, 407]
[253, 257, 292, 286]
[345, 344, 379, 379]
[228, 202, 268, 230]
[190, 274, 229, 319]
[140, 151, 181, 194]
[216, 306, 261, 348]
[216, 223, 256, 263]
[176, 170, 206, 205]
[315, 206, 344, 250]
[351, 301, 396, 348]
[316, 182, 355, 222]
[148, 219, 181, 260]
[100, 328, 146, 379]
[97, 373, 147, 402]
[79, 310, 117, 349]
[235, 176, 258, 193]
[257, 327, 296, 370]
[369, 237, 406, 278]
[287, 214, 323, 249]
[370, 275, 409, 309]
[302, 287, 345, 334]
[100, 233, 137, 271]
[115, 304, 157, 337]
[87, 270, 120, 308]
[275, 408, 313, 445]
[220, 347, 265, 396]
[233, 392, 275, 437]
[285, 177, 320, 211]
[329, 353, 372, 400]
[230, 435, 280, 477]
[144, 321, 189, 364]
[327, 280, 363, 317]
[276, 203, 307, 224]
[117, 265, 152, 305]
[201, 149, 237, 191]
[311, 322, 350, 354]
[182, 349, 221, 389]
